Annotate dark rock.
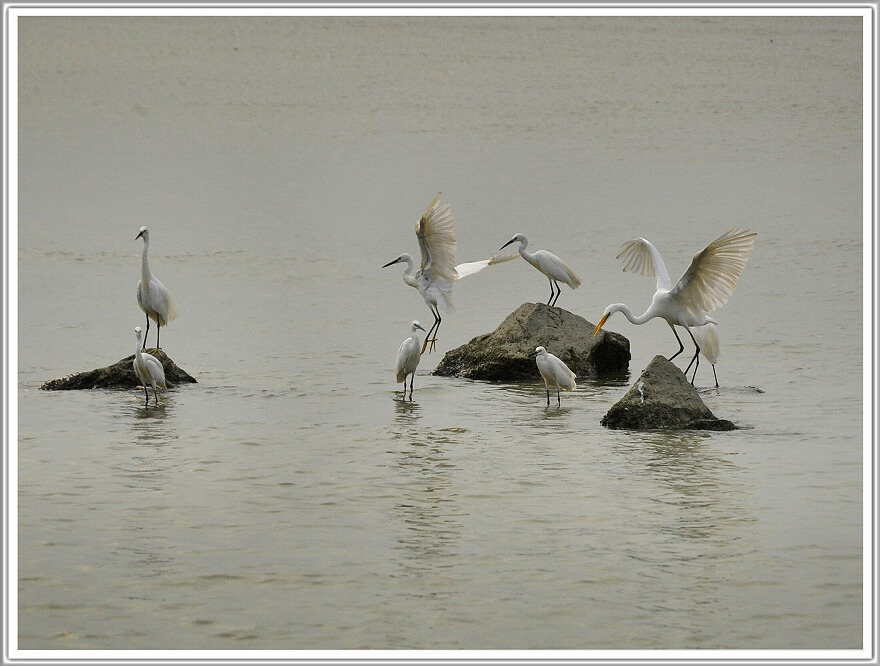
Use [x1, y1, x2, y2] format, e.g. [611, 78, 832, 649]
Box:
[432, 302, 630, 381]
[601, 355, 736, 430]
[40, 350, 197, 390]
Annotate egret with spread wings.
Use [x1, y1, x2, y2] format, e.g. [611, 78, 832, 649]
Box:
[593, 229, 756, 382]
[383, 193, 515, 353]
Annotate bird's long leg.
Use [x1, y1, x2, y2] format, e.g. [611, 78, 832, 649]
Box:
[712, 365, 719, 389]
[422, 306, 441, 354]
[155, 321, 161, 351]
[153, 385, 159, 405]
[546, 278, 558, 306]
[551, 281, 562, 307]
[408, 373, 414, 399]
[683, 327, 701, 383]
[667, 325, 686, 361]
[545, 388, 550, 407]
[556, 386, 561, 407]
[143, 314, 150, 350]
[143, 385, 149, 406]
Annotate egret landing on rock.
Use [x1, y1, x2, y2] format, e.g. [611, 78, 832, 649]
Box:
[395, 321, 426, 400]
[133, 326, 167, 407]
[500, 233, 581, 307]
[136, 226, 178, 350]
[593, 228, 755, 384]
[383, 193, 516, 354]
[533, 346, 577, 407]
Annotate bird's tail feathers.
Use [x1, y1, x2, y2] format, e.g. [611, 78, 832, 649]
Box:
[693, 321, 720, 364]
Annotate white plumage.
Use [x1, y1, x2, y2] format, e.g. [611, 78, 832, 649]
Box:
[136, 226, 178, 350]
[534, 346, 577, 407]
[594, 228, 755, 382]
[132, 326, 167, 406]
[500, 233, 581, 307]
[692, 322, 721, 387]
[383, 193, 516, 354]
[395, 321, 426, 399]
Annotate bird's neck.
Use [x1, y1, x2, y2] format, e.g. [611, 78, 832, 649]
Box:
[140, 241, 151, 281]
[616, 303, 653, 325]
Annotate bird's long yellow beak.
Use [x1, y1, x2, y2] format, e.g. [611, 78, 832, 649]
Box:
[593, 313, 610, 336]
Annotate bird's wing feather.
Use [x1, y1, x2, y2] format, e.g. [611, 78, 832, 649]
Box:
[415, 192, 458, 282]
[670, 228, 756, 314]
[616, 237, 672, 292]
[455, 253, 518, 279]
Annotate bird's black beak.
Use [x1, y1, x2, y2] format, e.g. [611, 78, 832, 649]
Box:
[382, 258, 399, 268]
[500, 238, 516, 251]
[528, 350, 539, 358]
[136, 230, 145, 240]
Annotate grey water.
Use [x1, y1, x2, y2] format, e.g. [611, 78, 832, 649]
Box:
[15, 15, 866, 651]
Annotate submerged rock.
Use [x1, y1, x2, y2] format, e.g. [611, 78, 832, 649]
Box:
[40, 350, 197, 391]
[601, 355, 736, 430]
[433, 302, 630, 381]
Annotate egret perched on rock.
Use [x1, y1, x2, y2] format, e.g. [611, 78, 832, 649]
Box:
[692, 322, 720, 388]
[383, 193, 516, 354]
[136, 226, 178, 350]
[499, 233, 582, 307]
[533, 346, 577, 407]
[132, 326, 166, 406]
[395, 321, 426, 399]
[593, 228, 755, 382]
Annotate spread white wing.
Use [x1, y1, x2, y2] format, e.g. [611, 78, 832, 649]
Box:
[415, 192, 458, 283]
[616, 236, 673, 292]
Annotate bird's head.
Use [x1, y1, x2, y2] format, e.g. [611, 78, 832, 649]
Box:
[593, 305, 619, 336]
[412, 321, 426, 332]
[530, 346, 545, 358]
[136, 226, 148, 241]
[382, 254, 404, 268]
[135, 326, 143, 338]
[499, 233, 525, 251]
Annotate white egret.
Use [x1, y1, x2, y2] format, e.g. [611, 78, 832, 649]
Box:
[533, 346, 577, 407]
[692, 322, 720, 388]
[136, 226, 178, 350]
[499, 233, 582, 307]
[383, 193, 516, 354]
[132, 326, 167, 406]
[593, 228, 756, 382]
[395, 321, 426, 399]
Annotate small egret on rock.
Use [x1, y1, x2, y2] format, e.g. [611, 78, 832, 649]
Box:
[533, 345, 577, 407]
[395, 321, 426, 399]
[499, 233, 582, 307]
[593, 228, 755, 382]
[384, 193, 516, 354]
[136, 226, 178, 350]
[132, 326, 166, 406]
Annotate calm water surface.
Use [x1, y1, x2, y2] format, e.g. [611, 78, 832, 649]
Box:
[15, 15, 865, 651]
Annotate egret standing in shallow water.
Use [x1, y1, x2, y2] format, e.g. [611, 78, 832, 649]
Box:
[383, 193, 516, 354]
[692, 322, 721, 388]
[499, 233, 582, 307]
[593, 228, 756, 382]
[136, 226, 178, 350]
[395, 321, 426, 399]
[133, 326, 166, 407]
[533, 346, 577, 407]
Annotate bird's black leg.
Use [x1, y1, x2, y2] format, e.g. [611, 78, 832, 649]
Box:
[683, 328, 701, 383]
[546, 278, 554, 306]
[408, 373, 414, 399]
[557, 387, 561, 406]
[550, 281, 562, 307]
[143, 385, 149, 406]
[143, 314, 150, 350]
[545, 388, 550, 407]
[153, 385, 159, 405]
[424, 307, 441, 354]
[668, 326, 686, 361]
[711, 365, 719, 388]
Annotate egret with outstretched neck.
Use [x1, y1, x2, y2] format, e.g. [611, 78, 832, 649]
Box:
[136, 226, 178, 350]
[383, 193, 515, 353]
[395, 321, 426, 399]
[500, 233, 581, 307]
[533, 346, 577, 407]
[593, 228, 755, 382]
[132, 326, 166, 407]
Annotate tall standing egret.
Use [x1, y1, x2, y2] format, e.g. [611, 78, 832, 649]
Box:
[499, 233, 582, 307]
[533, 346, 577, 407]
[395, 321, 426, 399]
[383, 193, 516, 354]
[593, 228, 756, 382]
[132, 326, 167, 407]
[692, 322, 720, 388]
[136, 226, 178, 350]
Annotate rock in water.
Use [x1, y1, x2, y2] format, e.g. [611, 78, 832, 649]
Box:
[601, 355, 736, 430]
[41, 350, 197, 390]
[433, 302, 630, 381]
